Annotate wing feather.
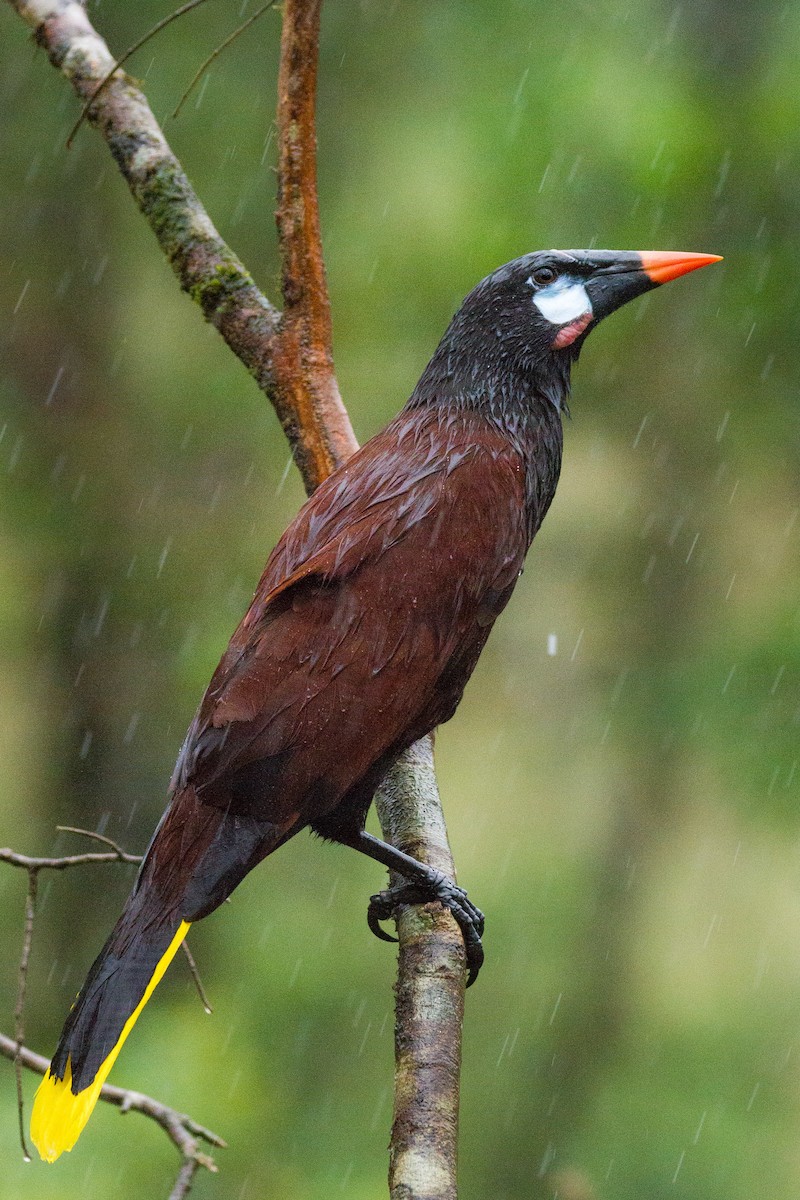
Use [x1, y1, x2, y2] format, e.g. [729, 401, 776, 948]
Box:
[173, 407, 529, 828]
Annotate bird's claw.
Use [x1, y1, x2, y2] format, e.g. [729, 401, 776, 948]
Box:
[367, 878, 485, 986]
[367, 890, 400, 943]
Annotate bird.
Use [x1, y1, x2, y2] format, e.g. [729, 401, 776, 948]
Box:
[31, 247, 721, 1161]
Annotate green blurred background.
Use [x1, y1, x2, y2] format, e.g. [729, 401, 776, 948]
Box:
[1, 1, 798, 1197]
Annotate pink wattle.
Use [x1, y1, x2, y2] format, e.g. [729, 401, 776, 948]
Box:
[552, 309, 593, 350]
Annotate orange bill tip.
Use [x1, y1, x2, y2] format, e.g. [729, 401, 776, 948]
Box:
[639, 251, 723, 285]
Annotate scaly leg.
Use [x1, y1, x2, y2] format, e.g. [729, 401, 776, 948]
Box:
[349, 829, 484, 986]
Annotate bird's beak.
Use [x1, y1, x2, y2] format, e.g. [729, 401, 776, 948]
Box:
[583, 249, 722, 322]
[638, 250, 724, 285]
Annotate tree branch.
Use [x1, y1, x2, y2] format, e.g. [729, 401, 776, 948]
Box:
[0, 847, 141, 871]
[273, 0, 357, 487]
[5, 2, 467, 1195]
[8, 0, 357, 495]
[374, 739, 464, 1200]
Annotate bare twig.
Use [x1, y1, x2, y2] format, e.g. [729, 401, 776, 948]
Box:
[56, 824, 143, 860]
[172, 2, 275, 120]
[13, 870, 37, 1161]
[0, 846, 141, 871]
[180, 940, 213, 1015]
[65, 0, 212, 148]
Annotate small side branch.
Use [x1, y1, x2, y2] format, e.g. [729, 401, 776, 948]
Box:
[0, 846, 140, 871]
[13, 870, 37, 1160]
[173, 3, 274, 120]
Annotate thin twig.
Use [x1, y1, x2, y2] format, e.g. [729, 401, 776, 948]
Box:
[0, 846, 141, 870]
[66, 0, 212, 148]
[13, 870, 38, 1162]
[172, 2, 275, 120]
[180, 940, 213, 1015]
[56, 824, 141, 860]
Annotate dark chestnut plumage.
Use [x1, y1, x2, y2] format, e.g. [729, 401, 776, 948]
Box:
[31, 247, 721, 1161]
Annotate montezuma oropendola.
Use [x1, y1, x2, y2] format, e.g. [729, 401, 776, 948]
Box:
[31, 247, 721, 1161]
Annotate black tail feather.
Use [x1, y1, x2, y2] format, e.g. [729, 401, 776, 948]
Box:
[50, 887, 183, 1092]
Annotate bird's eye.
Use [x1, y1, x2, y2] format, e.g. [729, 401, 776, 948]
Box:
[532, 266, 559, 287]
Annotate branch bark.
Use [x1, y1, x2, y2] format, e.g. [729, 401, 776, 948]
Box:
[273, 0, 358, 487]
[374, 740, 463, 1200]
[5, 2, 467, 1195]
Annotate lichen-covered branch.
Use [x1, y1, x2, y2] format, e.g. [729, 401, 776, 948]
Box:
[374, 739, 464, 1200]
[5, 2, 467, 1196]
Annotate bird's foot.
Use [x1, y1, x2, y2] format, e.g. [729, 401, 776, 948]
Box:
[367, 874, 485, 987]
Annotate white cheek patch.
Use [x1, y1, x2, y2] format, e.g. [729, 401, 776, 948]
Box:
[533, 278, 592, 325]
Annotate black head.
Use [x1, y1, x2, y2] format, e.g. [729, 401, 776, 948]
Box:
[413, 248, 721, 415]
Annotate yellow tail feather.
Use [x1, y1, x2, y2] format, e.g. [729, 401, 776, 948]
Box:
[31, 920, 191, 1163]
